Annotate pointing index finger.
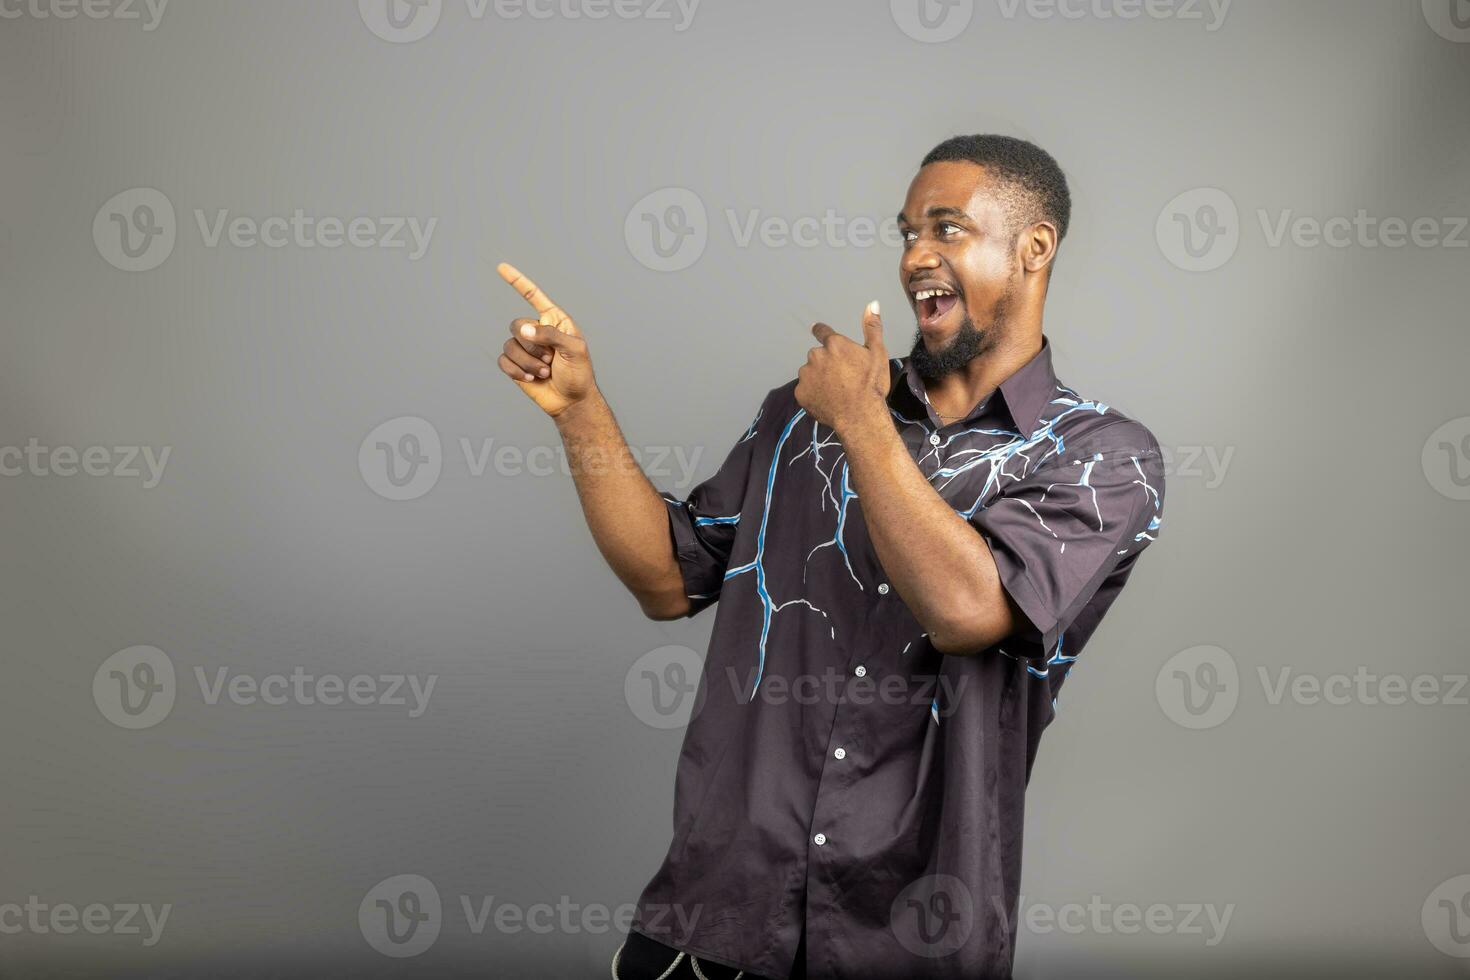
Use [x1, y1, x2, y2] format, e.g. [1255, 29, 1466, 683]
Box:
[497, 261, 579, 335]
[496, 262, 561, 316]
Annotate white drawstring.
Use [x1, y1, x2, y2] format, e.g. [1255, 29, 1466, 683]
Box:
[610, 939, 686, 980]
[610, 940, 748, 980]
[691, 954, 744, 980]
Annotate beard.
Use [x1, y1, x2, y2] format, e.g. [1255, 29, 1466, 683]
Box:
[908, 279, 1013, 383]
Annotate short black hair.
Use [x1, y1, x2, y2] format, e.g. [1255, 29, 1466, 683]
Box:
[920, 134, 1071, 244]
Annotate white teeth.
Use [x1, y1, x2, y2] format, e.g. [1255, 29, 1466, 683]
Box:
[913, 287, 955, 301]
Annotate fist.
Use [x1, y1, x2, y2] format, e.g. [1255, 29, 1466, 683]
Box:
[794, 301, 891, 433]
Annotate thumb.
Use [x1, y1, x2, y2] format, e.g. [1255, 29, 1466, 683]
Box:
[861, 300, 886, 356]
[519, 319, 584, 357]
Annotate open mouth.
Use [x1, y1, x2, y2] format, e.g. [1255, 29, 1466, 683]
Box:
[912, 284, 961, 328]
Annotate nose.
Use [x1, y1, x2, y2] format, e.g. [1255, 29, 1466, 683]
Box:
[902, 241, 940, 278]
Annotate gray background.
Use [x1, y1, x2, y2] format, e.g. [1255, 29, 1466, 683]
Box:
[2, 0, 1468, 976]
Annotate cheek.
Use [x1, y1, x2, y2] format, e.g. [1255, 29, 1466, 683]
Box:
[956, 246, 1015, 309]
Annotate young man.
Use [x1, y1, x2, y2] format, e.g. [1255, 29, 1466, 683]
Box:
[497, 135, 1166, 980]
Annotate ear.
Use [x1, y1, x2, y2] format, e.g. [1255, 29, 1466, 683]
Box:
[1020, 220, 1059, 275]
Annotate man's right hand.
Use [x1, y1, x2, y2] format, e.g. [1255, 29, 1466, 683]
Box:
[496, 262, 596, 418]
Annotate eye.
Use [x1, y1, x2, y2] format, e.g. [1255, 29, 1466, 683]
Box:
[939, 221, 962, 237]
[901, 228, 917, 243]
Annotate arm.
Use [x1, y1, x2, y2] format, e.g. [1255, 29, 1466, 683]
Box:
[494, 263, 689, 620]
[837, 411, 1020, 654]
[552, 392, 691, 620]
[796, 301, 1018, 655]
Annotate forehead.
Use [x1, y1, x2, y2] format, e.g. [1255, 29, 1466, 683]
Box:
[901, 161, 1010, 229]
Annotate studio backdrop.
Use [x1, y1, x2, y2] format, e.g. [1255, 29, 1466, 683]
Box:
[1, 1, 1467, 977]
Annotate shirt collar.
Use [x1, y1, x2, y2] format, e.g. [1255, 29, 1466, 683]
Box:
[893, 335, 1059, 436]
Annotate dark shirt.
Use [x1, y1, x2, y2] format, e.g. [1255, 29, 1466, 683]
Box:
[629, 336, 1165, 979]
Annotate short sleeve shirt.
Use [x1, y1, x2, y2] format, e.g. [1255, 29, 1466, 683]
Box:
[629, 336, 1165, 979]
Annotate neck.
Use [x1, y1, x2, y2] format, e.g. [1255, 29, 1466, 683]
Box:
[923, 329, 1043, 420]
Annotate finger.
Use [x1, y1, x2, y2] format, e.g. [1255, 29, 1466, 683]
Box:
[811, 322, 839, 345]
[517, 320, 586, 357]
[497, 263, 581, 337]
[861, 300, 886, 356]
[497, 262, 562, 318]
[503, 338, 550, 377]
[510, 318, 553, 362]
[498, 353, 538, 384]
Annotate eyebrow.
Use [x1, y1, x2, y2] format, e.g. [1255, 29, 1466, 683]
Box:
[896, 205, 971, 225]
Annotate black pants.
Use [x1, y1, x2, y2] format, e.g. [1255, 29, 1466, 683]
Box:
[613, 919, 807, 980]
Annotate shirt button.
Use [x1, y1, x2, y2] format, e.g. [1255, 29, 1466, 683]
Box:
[833, 747, 846, 760]
[877, 583, 889, 595]
[928, 433, 941, 446]
[813, 833, 827, 846]
[854, 665, 867, 678]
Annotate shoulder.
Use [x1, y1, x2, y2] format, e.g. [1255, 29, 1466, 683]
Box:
[728, 378, 804, 449]
[1037, 379, 1163, 469]
[761, 377, 806, 426]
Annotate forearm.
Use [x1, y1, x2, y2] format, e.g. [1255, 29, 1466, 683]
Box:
[552, 389, 690, 619]
[837, 409, 1013, 654]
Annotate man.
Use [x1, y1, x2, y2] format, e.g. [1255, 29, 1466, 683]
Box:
[496, 135, 1165, 979]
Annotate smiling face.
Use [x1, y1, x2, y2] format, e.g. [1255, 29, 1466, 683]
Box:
[898, 161, 1038, 381]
